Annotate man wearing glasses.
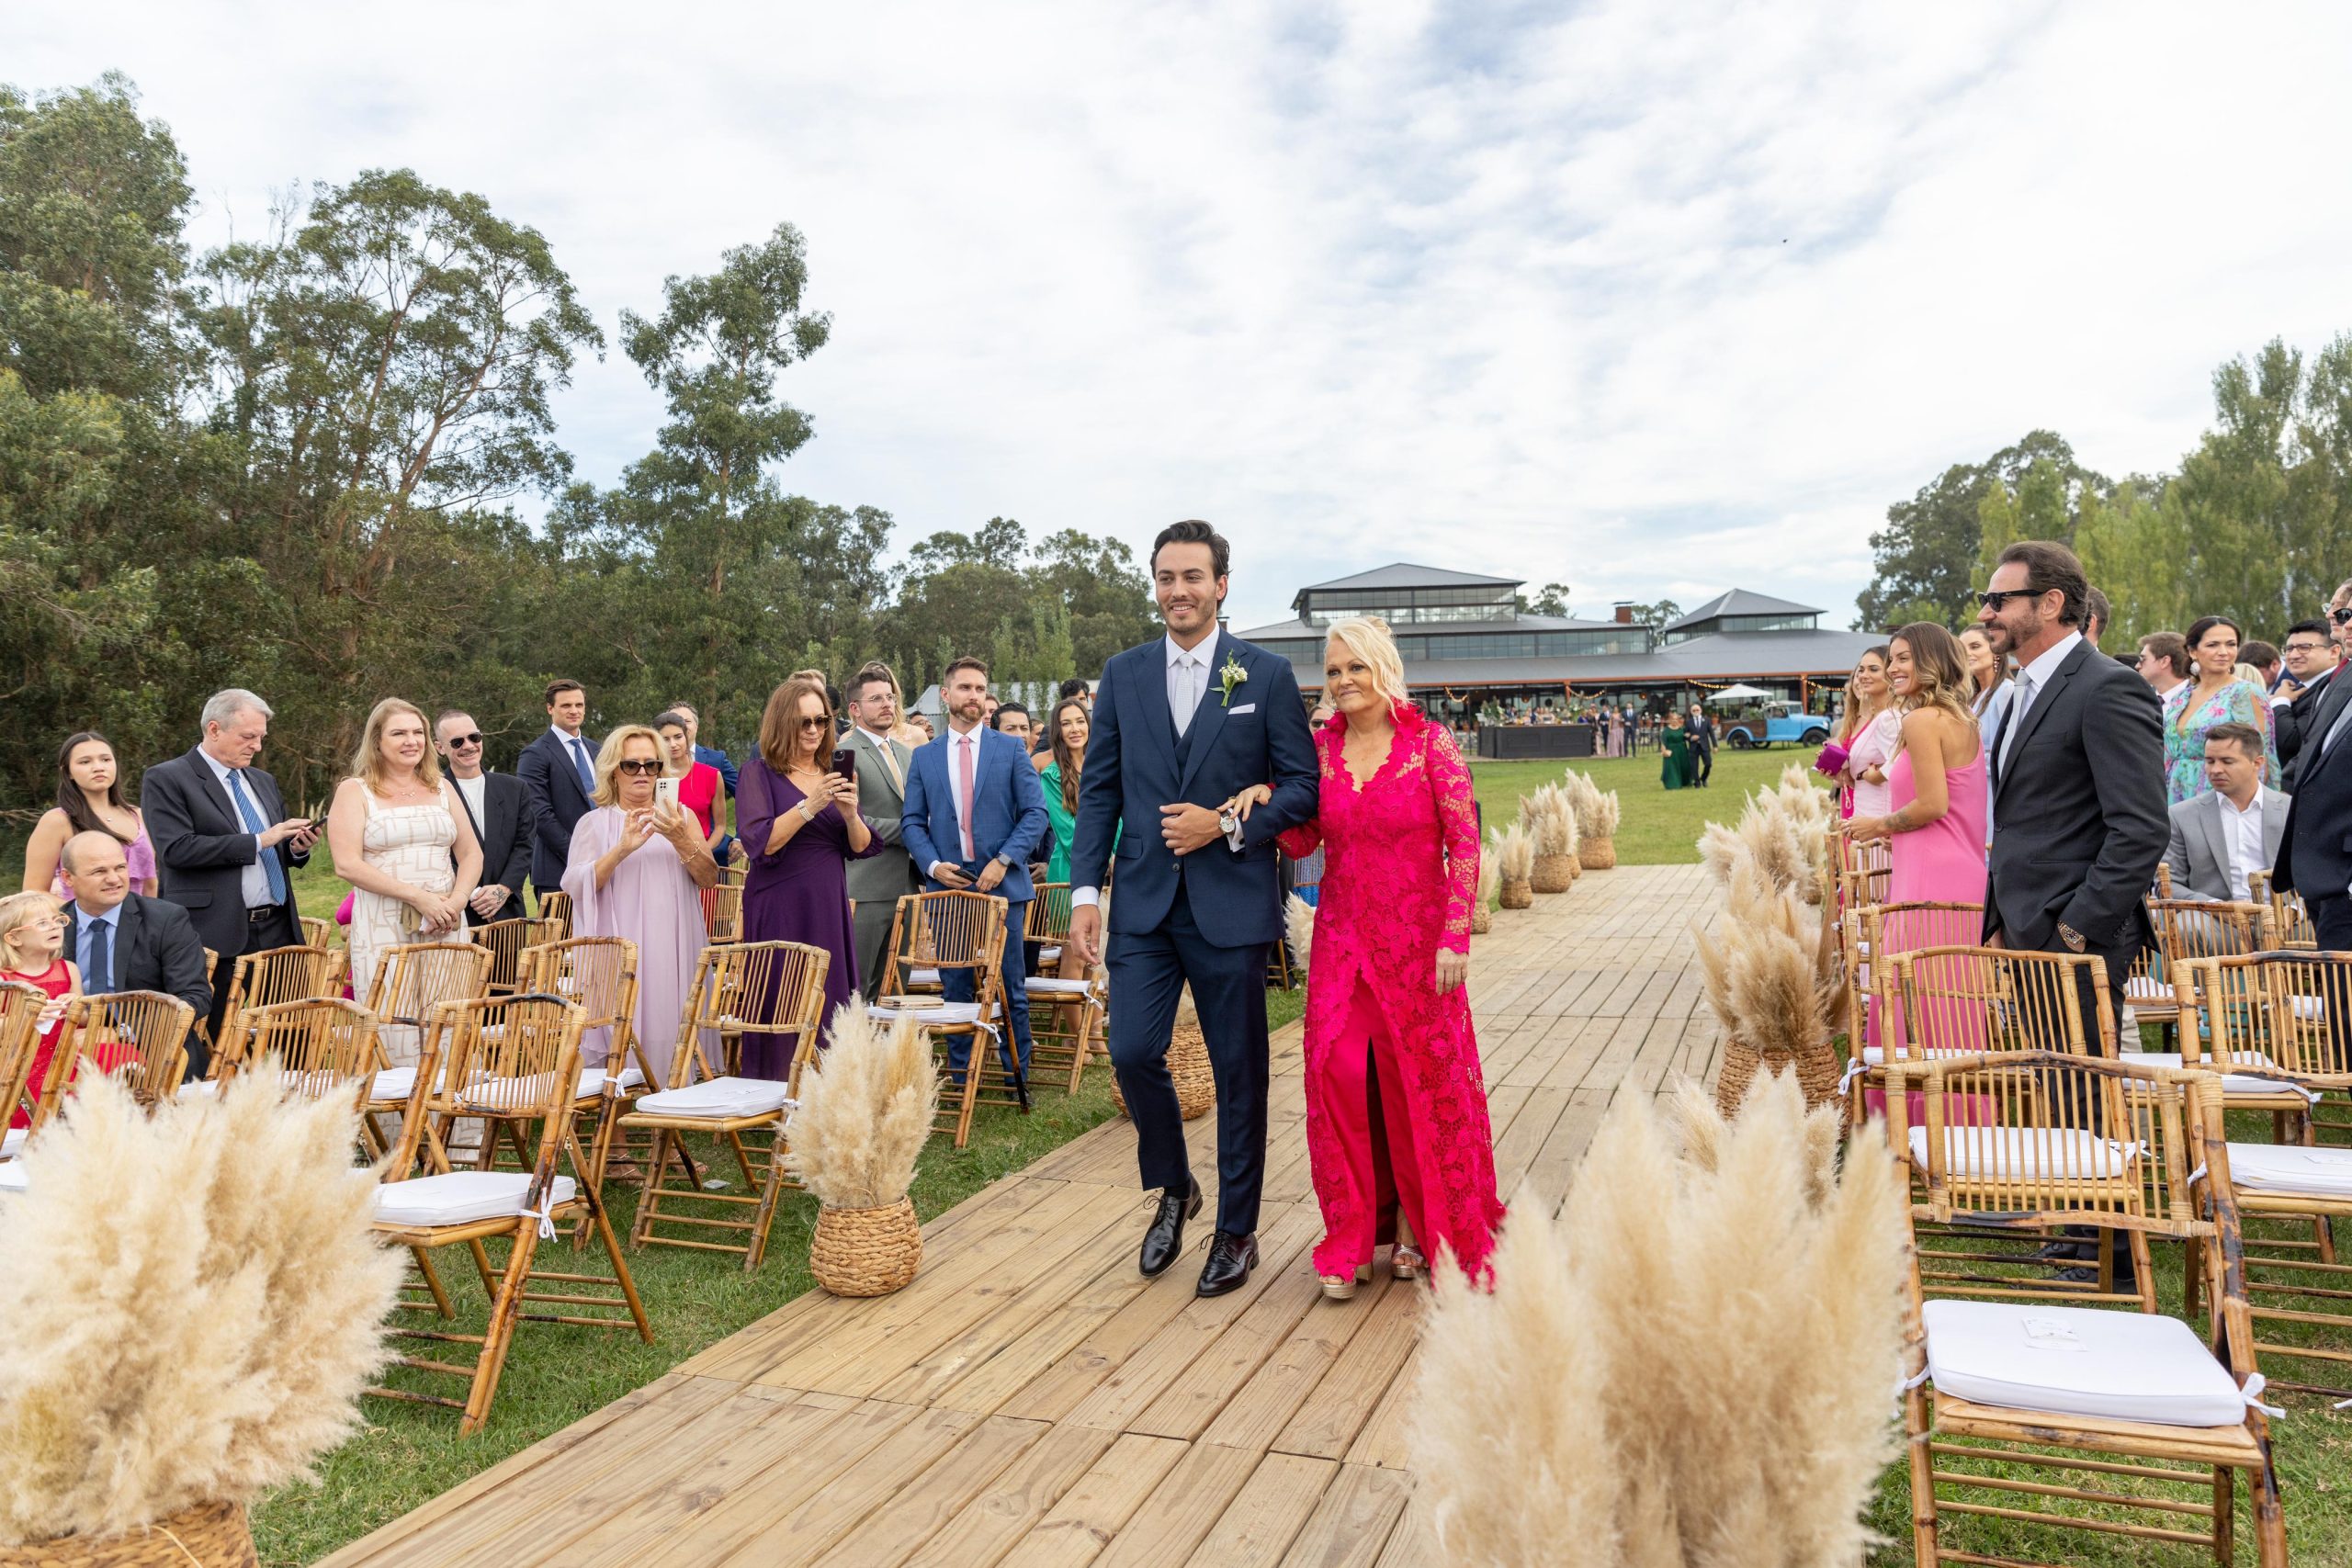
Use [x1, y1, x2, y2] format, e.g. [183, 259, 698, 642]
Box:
[435, 710, 538, 924]
[2278, 579, 2352, 947]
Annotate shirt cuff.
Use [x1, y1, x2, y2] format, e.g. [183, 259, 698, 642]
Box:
[1226, 819, 1246, 852]
[1072, 886, 1101, 908]
[929, 861, 956, 881]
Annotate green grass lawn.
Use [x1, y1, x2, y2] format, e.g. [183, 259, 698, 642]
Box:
[1466, 742, 1824, 862]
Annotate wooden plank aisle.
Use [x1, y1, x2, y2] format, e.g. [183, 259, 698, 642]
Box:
[322, 863, 1720, 1568]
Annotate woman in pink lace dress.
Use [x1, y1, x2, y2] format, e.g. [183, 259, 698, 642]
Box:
[1236, 616, 1503, 1299]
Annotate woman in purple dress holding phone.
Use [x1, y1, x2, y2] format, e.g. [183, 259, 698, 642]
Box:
[738, 674, 880, 1077]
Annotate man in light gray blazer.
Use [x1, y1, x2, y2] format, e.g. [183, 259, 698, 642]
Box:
[2165, 721, 2288, 903]
[842, 665, 922, 998]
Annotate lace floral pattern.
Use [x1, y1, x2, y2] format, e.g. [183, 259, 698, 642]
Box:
[1279, 704, 1502, 1278]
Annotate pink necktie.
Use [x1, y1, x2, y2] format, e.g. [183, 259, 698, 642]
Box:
[956, 736, 977, 861]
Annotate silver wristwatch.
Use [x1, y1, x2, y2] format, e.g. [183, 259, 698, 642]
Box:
[1218, 807, 1239, 837]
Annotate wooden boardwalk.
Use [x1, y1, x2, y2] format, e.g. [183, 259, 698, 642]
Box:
[323, 863, 1720, 1568]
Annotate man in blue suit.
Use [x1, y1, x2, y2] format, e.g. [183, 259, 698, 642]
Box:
[903, 655, 1052, 1082]
[1068, 520, 1319, 1297]
[514, 678, 602, 898]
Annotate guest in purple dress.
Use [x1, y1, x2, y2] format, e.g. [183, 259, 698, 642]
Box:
[738, 674, 880, 1078]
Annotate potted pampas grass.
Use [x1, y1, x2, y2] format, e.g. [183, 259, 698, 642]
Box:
[786, 999, 937, 1297]
[1564, 772, 1622, 870]
[0, 1068, 403, 1566]
[1410, 1074, 1906, 1567]
[1490, 824, 1535, 910]
[1695, 862, 1844, 1127]
[1472, 854, 1498, 936]
[1520, 786, 1579, 894]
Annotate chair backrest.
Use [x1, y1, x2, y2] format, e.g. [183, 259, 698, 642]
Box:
[364, 942, 494, 1027]
[2177, 950, 2352, 1084]
[1833, 833, 1892, 907]
[2152, 862, 2174, 900]
[888, 891, 1010, 991]
[394, 995, 584, 1186]
[536, 890, 573, 939]
[2149, 897, 2269, 966]
[2262, 879, 2316, 949]
[300, 915, 334, 950]
[221, 944, 343, 1043]
[1026, 883, 1074, 943]
[474, 917, 559, 993]
[230, 997, 380, 1104]
[1884, 945, 2111, 1062]
[48, 991, 196, 1115]
[668, 940, 831, 1090]
[523, 937, 641, 1075]
[707, 883, 744, 942]
[0, 981, 47, 1134]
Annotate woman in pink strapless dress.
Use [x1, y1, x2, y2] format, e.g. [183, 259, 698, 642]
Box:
[1840, 624, 1989, 1120]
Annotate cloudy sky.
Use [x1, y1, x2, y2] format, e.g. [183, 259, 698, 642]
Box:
[15, 2, 2352, 630]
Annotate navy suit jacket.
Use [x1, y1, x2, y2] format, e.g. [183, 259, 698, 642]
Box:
[515, 728, 601, 892]
[1069, 630, 1319, 948]
[141, 748, 311, 961]
[2276, 691, 2352, 901]
[62, 893, 213, 1021]
[903, 726, 1052, 903]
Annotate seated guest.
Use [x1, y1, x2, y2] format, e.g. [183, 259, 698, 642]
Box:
[434, 710, 537, 924]
[59, 830, 211, 1023]
[561, 726, 718, 1087]
[653, 710, 728, 855]
[2, 891, 80, 1127]
[2165, 723, 2287, 903]
[21, 732, 158, 898]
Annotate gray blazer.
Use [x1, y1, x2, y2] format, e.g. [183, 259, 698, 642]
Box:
[842, 728, 922, 906]
[2165, 786, 2289, 903]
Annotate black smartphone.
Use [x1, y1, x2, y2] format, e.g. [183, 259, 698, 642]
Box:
[831, 747, 859, 786]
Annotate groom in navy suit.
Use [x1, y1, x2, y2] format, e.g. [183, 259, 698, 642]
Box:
[1069, 520, 1319, 1296]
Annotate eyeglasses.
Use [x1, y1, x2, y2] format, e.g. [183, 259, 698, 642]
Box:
[2287, 641, 2328, 654]
[796, 716, 831, 730]
[615, 759, 663, 775]
[446, 732, 482, 748]
[1975, 588, 2041, 610]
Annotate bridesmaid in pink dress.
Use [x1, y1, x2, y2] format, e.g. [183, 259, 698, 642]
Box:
[1236, 616, 1504, 1298]
[1840, 624, 1990, 1118]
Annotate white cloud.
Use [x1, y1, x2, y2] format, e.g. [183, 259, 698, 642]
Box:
[12, 0, 2352, 631]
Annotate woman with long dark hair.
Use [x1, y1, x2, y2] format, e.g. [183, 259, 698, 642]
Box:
[1036, 696, 1095, 885]
[2163, 615, 2277, 804]
[20, 732, 158, 897]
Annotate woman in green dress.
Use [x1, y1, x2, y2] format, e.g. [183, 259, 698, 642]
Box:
[1037, 695, 1102, 882]
[1661, 721, 1690, 789]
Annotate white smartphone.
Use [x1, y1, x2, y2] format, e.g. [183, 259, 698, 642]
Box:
[654, 776, 682, 814]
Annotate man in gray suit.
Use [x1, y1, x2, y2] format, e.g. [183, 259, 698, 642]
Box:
[842, 664, 922, 998]
[2164, 723, 2287, 902]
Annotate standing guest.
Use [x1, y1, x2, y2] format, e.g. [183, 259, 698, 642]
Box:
[1037, 696, 1105, 886]
[2163, 616, 2277, 804]
[980, 694, 1001, 726]
[2083, 587, 2111, 649]
[905, 712, 934, 745]
[515, 679, 601, 900]
[20, 733, 159, 898]
[2243, 640, 2282, 694]
[2165, 724, 2287, 903]
[561, 726, 718, 1087]
[1, 892, 79, 1126]
[737, 677, 877, 1070]
[2274, 617, 2339, 705]
[2136, 633, 2191, 703]
[1960, 626, 2012, 852]
[1682, 705, 1715, 787]
[1606, 702, 1626, 760]
[1058, 676, 1092, 712]
[2278, 612, 2346, 784]
[2277, 582, 2352, 951]
[992, 703, 1033, 748]
[1234, 615, 1502, 1295]
[652, 711, 727, 855]
[1066, 521, 1319, 1297]
[1834, 647, 1897, 820]
[433, 711, 536, 924]
[1286, 700, 1336, 905]
[842, 665, 920, 1002]
[141, 689, 318, 1061]
[667, 703, 738, 836]
[327, 699, 481, 1043]
[903, 657, 1050, 1082]
[58, 830, 211, 1026]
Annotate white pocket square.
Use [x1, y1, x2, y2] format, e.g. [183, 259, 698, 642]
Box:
[1230, 703, 1256, 714]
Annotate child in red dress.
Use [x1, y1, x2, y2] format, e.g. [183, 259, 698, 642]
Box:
[1, 890, 83, 1132]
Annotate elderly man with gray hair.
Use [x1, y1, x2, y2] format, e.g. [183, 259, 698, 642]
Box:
[140, 687, 319, 1056]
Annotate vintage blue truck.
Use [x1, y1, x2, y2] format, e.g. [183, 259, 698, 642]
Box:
[1716, 700, 1834, 750]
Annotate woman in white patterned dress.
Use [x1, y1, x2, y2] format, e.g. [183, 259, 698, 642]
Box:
[327, 697, 482, 1065]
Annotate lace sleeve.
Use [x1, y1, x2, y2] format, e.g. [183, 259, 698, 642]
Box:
[1277, 817, 1323, 861]
[1426, 724, 1479, 953]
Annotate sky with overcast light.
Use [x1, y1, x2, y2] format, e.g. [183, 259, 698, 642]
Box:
[12, 2, 2352, 633]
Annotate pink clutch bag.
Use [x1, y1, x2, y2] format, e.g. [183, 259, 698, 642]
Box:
[1813, 740, 1849, 778]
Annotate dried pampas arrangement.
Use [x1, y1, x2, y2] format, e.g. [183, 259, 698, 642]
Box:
[1284, 893, 1317, 971]
[789, 999, 939, 1296]
[1489, 824, 1535, 910]
[1410, 1073, 1907, 1568]
[1520, 786, 1579, 894]
[0, 1067, 403, 1551]
[1564, 773, 1622, 870]
[1473, 854, 1498, 935]
[1695, 861, 1842, 1123]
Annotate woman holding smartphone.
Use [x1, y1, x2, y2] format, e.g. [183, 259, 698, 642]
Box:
[737, 674, 880, 1077]
[652, 709, 727, 854]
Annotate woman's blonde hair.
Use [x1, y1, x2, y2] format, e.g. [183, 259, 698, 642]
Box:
[0, 890, 66, 972]
[1887, 623, 1978, 756]
[1323, 615, 1410, 712]
[591, 724, 664, 808]
[349, 697, 442, 795]
[1836, 646, 1892, 746]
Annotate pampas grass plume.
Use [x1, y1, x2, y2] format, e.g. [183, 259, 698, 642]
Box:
[1489, 822, 1534, 881]
[1284, 894, 1317, 970]
[1517, 786, 1577, 858]
[1412, 1074, 1907, 1567]
[0, 1066, 404, 1545]
[786, 998, 938, 1210]
[1476, 854, 1501, 909]
[1560, 772, 1619, 840]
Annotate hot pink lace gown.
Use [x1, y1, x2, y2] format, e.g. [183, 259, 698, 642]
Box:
[1279, 706, 1504, 1280]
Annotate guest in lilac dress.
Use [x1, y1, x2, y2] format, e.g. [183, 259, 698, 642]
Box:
[562, 724, 720, 1088]
[738, 674, 879, 1078]
[22, 731, 161, 898]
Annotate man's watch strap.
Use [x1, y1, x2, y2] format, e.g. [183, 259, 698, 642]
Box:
[2058, 922, 2086, 953]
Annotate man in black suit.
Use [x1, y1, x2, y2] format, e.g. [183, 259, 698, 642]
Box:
[59, 831, 212, 1065]
[514, 678, 601, 898]
[2280, 590, 2352, 790]
[140, 687, 318, 1057]
[2275, 580, 2352, 953]
[435, 709, 537, 924]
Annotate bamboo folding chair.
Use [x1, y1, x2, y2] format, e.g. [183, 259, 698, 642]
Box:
[2247, 870, 2316, 951]
[1839, 900, 1983, 1063]
[1849, 944, 2108, 1130]
[883, 893, 948, 998]
[876, 891, 1022, 1146]
[300, 915, 334, 950]
[0, 981, 47, 1158]
[227, 997, 381, 1110]
[2128, 899, 2270, 1043]
[33, 992, 196, 1123]
[621, 941, 827, 1269]
[706, 882, 744, 942]
[369, 993, 650, 1435]
[1022, 885, 1104, 1094]
[518, 937, 650, 1213]
[356, 942, 495, 1153]
[474, 916, 558, 995]
[215, 943, 344, 1057]
[535, 889, 573, 940]
[1887, 1054, 2286, 1567]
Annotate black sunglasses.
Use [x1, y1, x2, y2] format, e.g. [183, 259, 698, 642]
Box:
[795, 716, 831, 729]
[1975, 588, 2042, 610]
[616, 759, 663, 775]
[2331, 607, 2352, 626]
[445, 731, 483, 748]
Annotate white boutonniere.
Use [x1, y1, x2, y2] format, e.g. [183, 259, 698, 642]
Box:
[1218, 652, 1249, 707]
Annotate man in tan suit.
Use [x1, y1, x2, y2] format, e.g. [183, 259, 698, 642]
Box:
[842, 664, 922, 998]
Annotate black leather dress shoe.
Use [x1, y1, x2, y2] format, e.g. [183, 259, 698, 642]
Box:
[1196, 1231, 1260, 1297]
[1139, 1177, 1202, 1278]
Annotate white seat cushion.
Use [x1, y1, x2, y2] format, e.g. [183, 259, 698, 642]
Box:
[3, 1127, 28, 1158]
[368, 1066, 418, 1103]
[2131, 1052, 2316, 1100]
[908, 968, 942, 986]
[175, 1079, 221, 1100]
[1039, 946, 1062, 964]
[0, 1161, 27, 1194]
[872, 1000, 987, 1028]
[452, 1072, 562, 1112]
[372, 1171, 576, 1228]
[1922, 1299, 2252, 1427]
[2125, 976, 2173, 1002]
[1906, 1126, 2140, 1182]
[1025, 977, 1095, 997]
[2225, 1143, 2352, 1199]
[634, 1077, 795, 1119]
[1860, 1044, 1980, 1066]
[574, 1066, 649, 1099]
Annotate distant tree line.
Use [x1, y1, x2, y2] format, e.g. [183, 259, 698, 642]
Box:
[0, 74, 1160, 814]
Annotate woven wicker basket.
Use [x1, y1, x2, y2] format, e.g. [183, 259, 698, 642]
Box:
[809, 1196, 922, 1296]
[0, 1501, 257, 1568]
[1470, 904, 1492, 936]
[1713, 1033, 1846, 1133]
[1498, 877, 1533, 910]
[1109, 1017, 1216, 1121]
[1579, 838, 1617, 870]
[1529, 854, 1575, 895]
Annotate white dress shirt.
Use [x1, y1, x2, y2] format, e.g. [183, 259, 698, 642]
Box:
[199, 749, 276, 909]
[2216, 790, 2265, 903]
[1072, 634, 1242, 910]
[1998, 630, 2082, 776]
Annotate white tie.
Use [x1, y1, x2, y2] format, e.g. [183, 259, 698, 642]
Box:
[2000, 671, 2035, 773]
[1171, 654, 1199, 738]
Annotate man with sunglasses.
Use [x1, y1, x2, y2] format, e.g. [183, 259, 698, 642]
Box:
[435, 710, 537, 924]
[2280, 588, 2352, 791]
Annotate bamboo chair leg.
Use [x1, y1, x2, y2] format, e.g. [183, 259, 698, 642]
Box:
[956, 1039, 984, 1147]
[1067, 1007, 1095, 1095]
[2253, 1447, 2288, 1567]
[466, 1235, 501, 1297]
[409, 1247, 454, 1317]
[2129, 1231, 2155, 1313]
[1905, 1385, 1939, 1566]
[2214, 1463, 2234, 1566]
[628, 1130, 672, 1250]
[745, 1130, 787, 1272]
[588, 1193, 654, 1336]
[459, 1224, 540, 1437]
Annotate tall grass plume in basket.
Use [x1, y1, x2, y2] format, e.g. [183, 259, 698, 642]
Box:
[786, 998, 939, 1295]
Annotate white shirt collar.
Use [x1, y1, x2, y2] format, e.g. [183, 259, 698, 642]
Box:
[549, 723, 584, 743]
[199, 750, 239, 785]
[1166, 632, 1215, 670]
[84, 900, 122, 928]
[856, 725, 895, 750]
[2015, 630, 2082, 692]
[2218, 789, 2263, 819]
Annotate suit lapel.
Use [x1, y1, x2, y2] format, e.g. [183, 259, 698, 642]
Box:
[859, 729, 907, 805]
[2194, 794, 2227, 888]
[191, 747, 240, 829]
[1131, 642, 1181, 779]
[1178, 632, 1234, 795]
[1994, 641, 2086, 805]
